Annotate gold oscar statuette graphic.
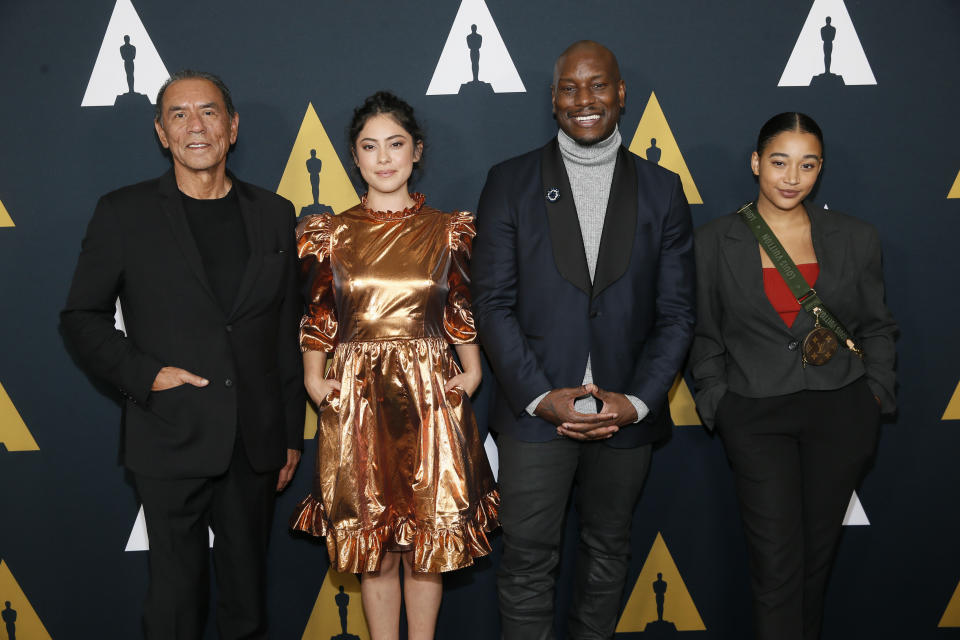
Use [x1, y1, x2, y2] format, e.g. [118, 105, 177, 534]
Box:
[0, 560, 52, 639]
[628, 92, 702, 205]
[668, 375, 701, 426]
[939, 580, 960, 628]
[615, 532, 705, 633]
[276, 103, 360, 218]
[0, 198, 13, 227]
[948, 170, 960, 199]
[0, 382, 38, 452]
[941, 381, 960, 420]
[301, 568, 370, 639]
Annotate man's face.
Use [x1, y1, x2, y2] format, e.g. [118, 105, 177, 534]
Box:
[154, 78, 238, 175]
[551, 46, 625, 145]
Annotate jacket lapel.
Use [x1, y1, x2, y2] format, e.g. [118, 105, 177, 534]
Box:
[592, 147, 638, 299]
[228, 178, 263, 318]
[807, 204, 847, 304]
[720, 210, 791, 329]
[541, 139, 591, 296]
[157, 170, 217, 303]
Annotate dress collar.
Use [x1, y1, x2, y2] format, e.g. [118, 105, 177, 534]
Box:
[360, 192, 426, 219]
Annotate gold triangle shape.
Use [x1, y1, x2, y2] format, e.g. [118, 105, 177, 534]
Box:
[939, 580, 960, 627]
[0, 382, 38, 451]
[277, 103, 360, 217]
[628, 92, 702, 204]
[668, 375, 701, 426]
[304, 401, 318, 440]
[0, 560, 52, 639]
[942, 381, 960, 420]
[302, 568, 371, 639]
[949, 170, 960, 199]
[0, 198, 13, 227]
[616, 532, 705, 632]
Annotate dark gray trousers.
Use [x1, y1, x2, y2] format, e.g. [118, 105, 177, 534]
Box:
[496, 432, 652, 640]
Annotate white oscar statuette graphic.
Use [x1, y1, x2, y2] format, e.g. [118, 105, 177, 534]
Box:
[426, 0, 524, 95]
[82, 0, 170, 106]
[778, 0, 876, 87]
[125, 505, 215, 552]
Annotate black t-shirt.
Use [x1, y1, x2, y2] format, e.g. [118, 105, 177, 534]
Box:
[181, 187, 249, 314]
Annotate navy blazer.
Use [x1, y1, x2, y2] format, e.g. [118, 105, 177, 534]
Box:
[472, 138, 696, 447]
[690, 204, 898, 430]
[61, 170, 305, 477]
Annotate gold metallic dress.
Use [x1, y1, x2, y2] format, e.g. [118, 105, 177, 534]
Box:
[289, 193, 499, 574]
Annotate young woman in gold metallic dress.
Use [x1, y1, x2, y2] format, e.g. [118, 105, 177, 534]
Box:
[289, 91, 499, 640]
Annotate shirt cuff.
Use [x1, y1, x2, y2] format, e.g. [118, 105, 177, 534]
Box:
[626, 395, 649, 424]
[526, 391, 550, 417]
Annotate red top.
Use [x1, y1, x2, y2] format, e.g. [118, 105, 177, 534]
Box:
[763, 263, 820, 327]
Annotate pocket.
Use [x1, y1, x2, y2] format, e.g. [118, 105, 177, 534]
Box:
[713, 391, 733, 429]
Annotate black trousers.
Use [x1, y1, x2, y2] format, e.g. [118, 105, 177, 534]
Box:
[496, 432, 652, 640]
[134, 436, 278, 640]
[717, 377, 880, 640]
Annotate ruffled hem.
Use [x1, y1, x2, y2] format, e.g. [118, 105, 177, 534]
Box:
[289, 490, 500, 574]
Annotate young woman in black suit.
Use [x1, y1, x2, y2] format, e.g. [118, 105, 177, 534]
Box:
[691, 112, 897, 640]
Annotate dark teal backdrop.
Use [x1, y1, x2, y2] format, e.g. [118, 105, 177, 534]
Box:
[1, 0, 959, 637]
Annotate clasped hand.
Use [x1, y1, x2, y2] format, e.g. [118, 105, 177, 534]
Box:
[535, 383, 638, 441]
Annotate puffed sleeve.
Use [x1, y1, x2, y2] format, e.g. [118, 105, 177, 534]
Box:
[297, 213, 338, 352]
[443, 211, 478, 344]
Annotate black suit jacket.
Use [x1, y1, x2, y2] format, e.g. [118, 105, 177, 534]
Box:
[472, 139, 696, 448]
[61, 170, 305, 477]
[690, 204, 897, 429]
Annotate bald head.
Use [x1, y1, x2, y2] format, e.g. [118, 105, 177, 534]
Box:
[553, 40, 621, 86]
[551, 40, 625, 145]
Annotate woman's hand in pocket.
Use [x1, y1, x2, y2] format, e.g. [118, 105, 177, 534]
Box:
[306, 376, 341, 407]
[444, 369, 481, 397]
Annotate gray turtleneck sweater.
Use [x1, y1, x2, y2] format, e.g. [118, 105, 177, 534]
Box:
[526, 127, 649, 423]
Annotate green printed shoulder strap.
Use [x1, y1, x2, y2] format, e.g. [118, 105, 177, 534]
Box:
[737, 202, 862, 357]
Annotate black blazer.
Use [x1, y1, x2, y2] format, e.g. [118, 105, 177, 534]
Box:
[61, 170, 305, 477]
[690, 204, 897, 429]
[472, 139, 696, 448]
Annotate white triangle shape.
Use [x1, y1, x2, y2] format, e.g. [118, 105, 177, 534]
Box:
[483, 432, 499, 481]
[114, 298, 126, 335]
[841, 490, 870, 526]
[425, 0, 525, 95]
[778, 0, 876, 86]
[81, 0, 170, 106]
[125, 505, 215, 552]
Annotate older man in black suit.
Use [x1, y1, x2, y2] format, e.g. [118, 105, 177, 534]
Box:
[61, 70, 304, 639]
[472, 42, 696, 639]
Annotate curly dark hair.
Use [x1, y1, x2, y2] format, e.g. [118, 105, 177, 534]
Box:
[347, 91, 425, 182]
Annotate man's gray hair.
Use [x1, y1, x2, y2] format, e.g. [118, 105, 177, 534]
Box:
[154, 70, 236, 122]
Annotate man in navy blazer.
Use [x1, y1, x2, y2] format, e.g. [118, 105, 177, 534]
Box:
[472, 41, 695, 639]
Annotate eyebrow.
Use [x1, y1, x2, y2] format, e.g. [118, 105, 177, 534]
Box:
[557, 74, 606, 83]
[166, 102, 219, 112]
[768, 152, 820, 160]
[359, 134, 407, 143]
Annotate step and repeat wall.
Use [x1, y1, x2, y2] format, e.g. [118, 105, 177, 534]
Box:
[1, 0, 959, 637]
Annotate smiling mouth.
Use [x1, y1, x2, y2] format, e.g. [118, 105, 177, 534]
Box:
[570, 113, 602, 125]
[186, 143, 210, 149]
